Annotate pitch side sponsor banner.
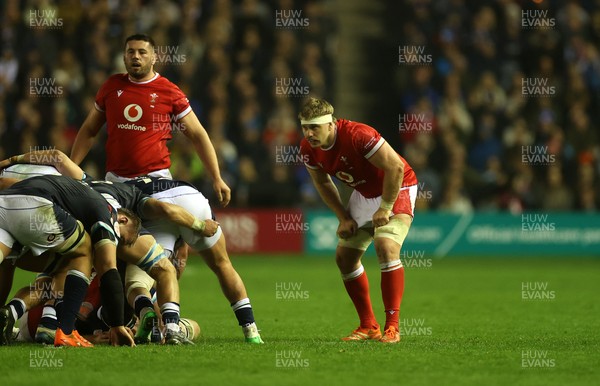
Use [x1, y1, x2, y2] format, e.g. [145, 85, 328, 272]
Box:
[214, 209, 303, 253]
[304, 211, 600, 257]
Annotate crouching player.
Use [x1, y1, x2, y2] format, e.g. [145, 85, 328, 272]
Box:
[299, 98, 418, 343]
[0, 175, 139, 346]
[0, 150, 263, 343]
[0, 159, 216, 345]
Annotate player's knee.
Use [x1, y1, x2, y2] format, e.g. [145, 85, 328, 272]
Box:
[374, 242, 399, 261]
[373, 219, 409, 260]
[136, 241, 170, 273]
[334, 253, 345, 268]
[335, 250, 362, 272]
[149, 257, 176, 280]
[203, 251, 231, 271]
[91, 222, 117, 248]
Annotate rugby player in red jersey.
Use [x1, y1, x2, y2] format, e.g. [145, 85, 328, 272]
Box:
[69, 34, 261, 342]
[299, 98, 418, 343]
[70, 34, 230, 206]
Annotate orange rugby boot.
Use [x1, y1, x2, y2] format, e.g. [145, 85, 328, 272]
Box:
[379, 326, 401, 343]
[342, 326, 382, 341]
[73, 329, 94, 347]
[54, 328, 93, 347]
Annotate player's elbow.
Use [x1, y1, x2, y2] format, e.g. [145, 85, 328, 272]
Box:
[385, 159, 404, 176]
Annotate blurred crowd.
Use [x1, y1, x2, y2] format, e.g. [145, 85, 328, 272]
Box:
[0, 0, 334, 207]
[0, 0, 598, 212]
[386, 0, 600, 213]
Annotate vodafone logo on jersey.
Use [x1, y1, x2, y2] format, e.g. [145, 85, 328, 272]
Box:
[336, 171, 354, 183]
[118, 104, 147, 131]
[335, 171, 366, 187]
[124, 104, 143, 122]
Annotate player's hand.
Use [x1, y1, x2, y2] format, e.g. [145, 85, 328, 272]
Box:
[213, 179, 231, 207]
[90, 330, 110, 344]
[0, 158, 11, 171]
[372, 208, 392, 228]
[109, 326, 136, 347]
[337, 218, 358, 239]
[201, 219, 220, 237]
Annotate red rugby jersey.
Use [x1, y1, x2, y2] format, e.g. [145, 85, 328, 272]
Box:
[300, 119, 417, 198]
[95, 73, 192, 177]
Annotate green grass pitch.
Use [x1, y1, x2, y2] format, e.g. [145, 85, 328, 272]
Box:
[0, 255, 598, 386]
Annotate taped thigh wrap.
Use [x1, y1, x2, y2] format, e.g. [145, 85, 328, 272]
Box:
[125, 264, 156, 298]
[374, 218, 410, 246]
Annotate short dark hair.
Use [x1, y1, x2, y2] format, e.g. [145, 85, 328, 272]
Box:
[117, 207, 142, 235]
[124, 34, 156, 49]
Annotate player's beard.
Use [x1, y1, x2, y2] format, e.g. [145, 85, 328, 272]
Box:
[126, 61, 153, 80]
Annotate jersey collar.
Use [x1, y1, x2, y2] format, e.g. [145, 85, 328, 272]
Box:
[321, 126, 337, 151]
[127, 72, 159, 84]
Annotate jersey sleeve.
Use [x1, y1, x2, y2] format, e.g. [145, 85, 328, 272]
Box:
[94, 78, 112, 113]
[127, 186, 151, 216]
[351, 123, 385, 159]
[300, 139, 319, 169]
[169, 84, 192, 121]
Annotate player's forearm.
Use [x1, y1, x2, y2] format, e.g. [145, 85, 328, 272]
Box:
[380, 163, 404, 207]
[314, 181, 351, 221]
[4, 150, 84, 179]
[181, 112, 224, 182]
[191, 132, 223, 182]
[70, 133, 95, 165]
[71, 109, 105, 165]
[144, 200, 205, 231]
[6, 150, 61, 166]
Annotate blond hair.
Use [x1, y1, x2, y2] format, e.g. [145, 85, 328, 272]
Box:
[298, 97, 336, 123]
